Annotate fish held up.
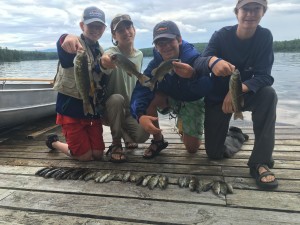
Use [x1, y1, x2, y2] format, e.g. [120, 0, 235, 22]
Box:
[148, 58, 180, 91]
[74, 50, 95, 115]
[110, 53, 149, 86]
[229, 69, 244, 120]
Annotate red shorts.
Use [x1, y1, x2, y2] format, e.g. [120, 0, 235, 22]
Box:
[57, 114, 105, 156]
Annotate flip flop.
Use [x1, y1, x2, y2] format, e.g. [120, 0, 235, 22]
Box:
[250, 164, 278, 190]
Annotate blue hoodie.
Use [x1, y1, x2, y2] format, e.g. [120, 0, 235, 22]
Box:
[130, 40, 212, 120]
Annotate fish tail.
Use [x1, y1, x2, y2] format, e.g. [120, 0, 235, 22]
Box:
[148, 83, 154, 91]
[89, 81, 95, 97]
[138, 74, 150, 86]
[234, 112, 244, 120]
[83, 102, 94, 116]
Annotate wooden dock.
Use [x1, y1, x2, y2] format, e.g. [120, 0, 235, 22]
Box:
[0, 115, 299, 224]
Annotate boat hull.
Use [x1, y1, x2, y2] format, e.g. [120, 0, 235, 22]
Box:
[0, 83, 57, 130]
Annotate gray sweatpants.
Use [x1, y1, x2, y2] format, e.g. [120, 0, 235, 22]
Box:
[103, 94, 149, 143]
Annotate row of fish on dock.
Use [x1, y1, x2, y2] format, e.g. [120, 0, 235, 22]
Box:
[35, 167, 234, 196]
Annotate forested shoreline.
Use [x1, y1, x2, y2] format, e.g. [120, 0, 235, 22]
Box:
[0, 47, 57, 62]
[141, 39, 300, 57]
[1, 39, 299, 62]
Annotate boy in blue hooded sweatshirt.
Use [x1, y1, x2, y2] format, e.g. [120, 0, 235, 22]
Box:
[130, 20, 212, 158]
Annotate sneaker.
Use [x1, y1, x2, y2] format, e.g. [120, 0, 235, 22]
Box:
[46, 134, 59, 151]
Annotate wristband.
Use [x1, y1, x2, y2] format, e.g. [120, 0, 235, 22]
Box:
[210, 58, 222, 71]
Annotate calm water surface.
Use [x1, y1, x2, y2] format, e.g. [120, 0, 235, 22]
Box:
[1, 53, 299, 126]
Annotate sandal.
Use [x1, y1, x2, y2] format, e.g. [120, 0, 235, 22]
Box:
[125, 142, 138, 149]
[250, 164, 278, 190]
[46, 134, 59, 151]
[143, 136, 168, 159]
[106, 144, 127, 163]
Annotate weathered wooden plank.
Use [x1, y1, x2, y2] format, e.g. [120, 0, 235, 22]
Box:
[0, 163, 299, 183]
[0, 158, 223, 176]
[0, 208, 143, 225]
[1, 148, 300, 161]
[0, 174, 225, 206]
[0, 189, 300, 224]
[1, 142, 300, 152]
[0, 189, 14, 201]
[0, 153, 299, 171]
[0, 167, 299, 194]
[227, 189, 300, 212]
[223, 167, 300, 180]
[2, 137, 300, 148]
[224, 176, 300, 192]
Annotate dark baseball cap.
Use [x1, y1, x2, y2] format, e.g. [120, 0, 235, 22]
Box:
[81, 6, 106, 25]
[110, 14, 133, 32]
[153, 20, 181, 43]
[236, 0, 267, 9]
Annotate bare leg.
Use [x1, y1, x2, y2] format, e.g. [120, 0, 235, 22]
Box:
[182, 133, 201, 153]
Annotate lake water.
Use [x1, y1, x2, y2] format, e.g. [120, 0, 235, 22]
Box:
[1, 53, 299, 127]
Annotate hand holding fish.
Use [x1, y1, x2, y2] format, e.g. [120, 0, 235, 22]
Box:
[139, 115, 163, 135]
[100, 53, 117, 70]
[172, 61, 195, 78]
[209, 57, 235, 77]
[62, 34, 84, 54]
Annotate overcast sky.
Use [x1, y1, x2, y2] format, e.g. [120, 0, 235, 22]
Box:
[1, 0, 299, 51]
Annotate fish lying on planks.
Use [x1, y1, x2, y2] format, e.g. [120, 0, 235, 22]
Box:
[176, 176, 234, 196]
[35, 167, 234, 195]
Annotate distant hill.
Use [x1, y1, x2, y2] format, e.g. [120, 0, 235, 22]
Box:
[0, 47, 58, 62]
[41, 48, 57, 52]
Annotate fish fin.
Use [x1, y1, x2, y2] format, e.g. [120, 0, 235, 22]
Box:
[234, 112, 244, 120]
[240, 97, 244, 107]
[83, 103, 94, 116]
[89, 81, 95, 97]
[147, 77, 157, 91]
[138, 74, 150, 86]
[151, 67, 158, 77]
[149, 83, 155, 91]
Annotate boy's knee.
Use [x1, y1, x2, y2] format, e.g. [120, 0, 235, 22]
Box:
[186, 147, 198, 154]
[106, 94, 124, 107]
[260, 86, 278, 104]
[183, 136, 200, 154]
[92, 150, 103, 161]
[74, 151, 93, 161]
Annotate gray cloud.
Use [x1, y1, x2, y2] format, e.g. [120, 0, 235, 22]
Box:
[0, 0, 299, 50]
